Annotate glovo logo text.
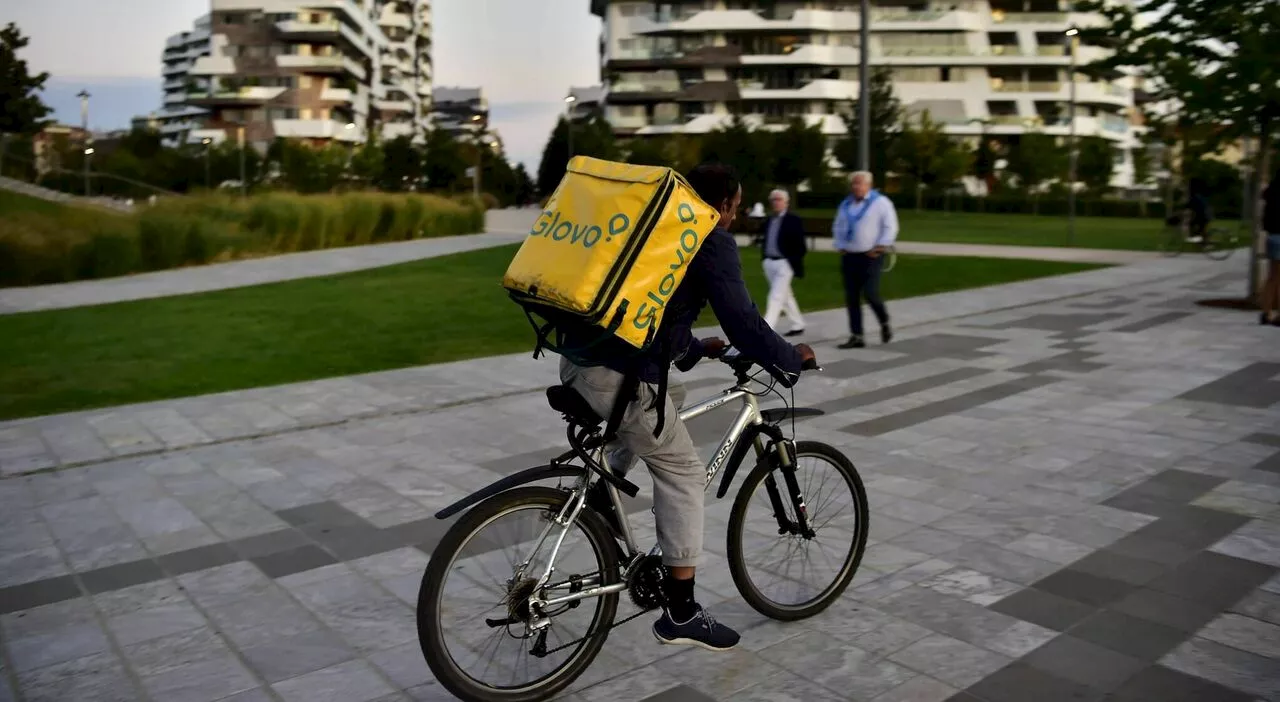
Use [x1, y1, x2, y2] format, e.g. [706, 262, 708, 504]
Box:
[631, 202, 700, 331]
[530, 208, 630, 249]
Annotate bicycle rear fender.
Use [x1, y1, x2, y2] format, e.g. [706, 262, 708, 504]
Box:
[433, 464, 585, 520]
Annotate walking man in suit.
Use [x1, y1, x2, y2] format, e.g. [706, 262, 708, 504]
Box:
[760, 189, 807, 337]
[833, 171, 899, 349]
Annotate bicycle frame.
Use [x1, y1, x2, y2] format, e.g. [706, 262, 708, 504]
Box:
[529, 383, 798, 615]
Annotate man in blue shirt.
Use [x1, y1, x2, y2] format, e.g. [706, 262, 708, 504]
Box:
[832, 171, 899, 349]
[559, 163, 816, 651]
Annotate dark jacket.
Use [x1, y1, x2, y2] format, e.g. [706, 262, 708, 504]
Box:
[1264, 183, 1280, 234]
[757, 211, 808, 278]
[567, 226, 804, 386]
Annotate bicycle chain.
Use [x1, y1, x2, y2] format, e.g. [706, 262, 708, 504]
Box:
[533, 606, 655, 658]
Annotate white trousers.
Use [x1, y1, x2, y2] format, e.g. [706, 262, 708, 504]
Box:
[763, 258, 804, 331]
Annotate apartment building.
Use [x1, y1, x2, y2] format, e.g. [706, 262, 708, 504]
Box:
[154, 0, 432, 149]
[155, 15, 215, 146]
[431, 87, 506, 152]
[590, 0, 1142, 188]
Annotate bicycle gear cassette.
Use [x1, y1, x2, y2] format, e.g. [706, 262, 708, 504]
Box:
[626, 555, 666, 611]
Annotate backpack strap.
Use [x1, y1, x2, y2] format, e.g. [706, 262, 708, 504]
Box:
[604, 371, 640, 443]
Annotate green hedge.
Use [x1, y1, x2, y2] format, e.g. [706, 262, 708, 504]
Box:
[0, 191, 486, 288]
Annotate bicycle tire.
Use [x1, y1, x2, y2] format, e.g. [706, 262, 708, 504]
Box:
[1158, 226, 1184, 257]
[1203, 229, 1234, 261]
[417, 486, 620, 702]
[726, 441, 869, 621]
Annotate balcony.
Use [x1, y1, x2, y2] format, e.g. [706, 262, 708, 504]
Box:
[374, 98, 413, 113]
[378, 8, 413, 30]
[611, 79, 681, 94]
[381, 122, 417, 140]
[272, 119, 363, 141]
[163, 61, 194, 77]
[320, 87, 354, 103]
[277, 54, 367, 80]
[880, 45, 976, 57]
[630, 7, 983, 36]
[991, 11, 1068, 24]
[190, 55, 235, 76]
[991, 80, 1063, 92]
[739, 78, 858, 100]
[185, 86, 288, 106]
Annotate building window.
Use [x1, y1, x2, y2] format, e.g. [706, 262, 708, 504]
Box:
[221, 12, 245, 24]
[269, 108, 299, 120]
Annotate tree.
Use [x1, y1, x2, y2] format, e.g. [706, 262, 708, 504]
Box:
[1080, 0, 1280, 292]
[0, 23, 52, 134]
[701, 115, 775, 206]
[832, 67, 903, 181]
[423, 128, 467, 191]
[624, 136, 671, 168]
[1075, 136, 1115, 192]
[513, 163, 535, 205]
[537, 115, 619, 195]
[349, 138, 385, 187]
[1006, 131, 1068, 205]
[771, 117, 827, 190]
[378, 136, 420, 191]
[892, 110, 972, 209]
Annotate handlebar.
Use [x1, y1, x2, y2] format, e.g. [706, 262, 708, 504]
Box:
[717, 346, 822, 378]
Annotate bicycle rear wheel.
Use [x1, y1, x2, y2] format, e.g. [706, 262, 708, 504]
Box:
[1204, 228, 1235, 261]
[1158, 225, 1184, 257]
[726, 441, 868, 621]
[417, 486, 620, 702]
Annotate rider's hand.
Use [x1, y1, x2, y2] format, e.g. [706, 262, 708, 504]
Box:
[701, 337, 728, 359]
[795, 343, 816, 365]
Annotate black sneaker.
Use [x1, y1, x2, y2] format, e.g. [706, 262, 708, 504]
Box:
[837, 335, 866, 349]
[881, 325, 893, 344]
[784, 328, 805, 337]
[653, 606, 740, 651]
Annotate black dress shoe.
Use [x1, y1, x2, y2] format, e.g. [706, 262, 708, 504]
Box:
[784, 328, 805, 337]
[881, 325, 893, 344]
[837, 335, 866, 349]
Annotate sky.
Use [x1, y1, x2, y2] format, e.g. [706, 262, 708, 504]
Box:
[2, 0, 602, 173]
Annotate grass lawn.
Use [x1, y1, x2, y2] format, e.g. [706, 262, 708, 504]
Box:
[791, 208, 1206, 251]
[0, 245, 1105, 420]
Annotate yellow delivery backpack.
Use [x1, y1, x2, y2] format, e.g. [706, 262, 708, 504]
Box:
[503, 156, 720, 361]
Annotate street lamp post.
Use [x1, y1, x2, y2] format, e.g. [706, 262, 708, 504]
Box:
[858, 0, 870, 172]
[78, 89, 92, 196]
[1066, 27, 1079, 247]
[470, 114, 484, 200]
[202, 138, 213, 189]
[564, 94, 577, 164]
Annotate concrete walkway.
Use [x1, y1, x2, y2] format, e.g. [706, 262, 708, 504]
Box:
[1, 255, 1277, 702]
[0, 209, 537, 315]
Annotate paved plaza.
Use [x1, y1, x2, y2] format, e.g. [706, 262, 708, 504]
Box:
[1, 255, 1279, 702]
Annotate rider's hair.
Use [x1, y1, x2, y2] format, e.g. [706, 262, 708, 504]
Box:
[685, 162, 740, 213]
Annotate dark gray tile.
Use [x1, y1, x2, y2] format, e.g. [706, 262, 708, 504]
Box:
[1007, 351, 1106, 375]
[1143, 470, 1226, 496]
[251, 545, 337, 579]
[1103, 533, 1201, 567]
[1107, 664, 1256, 702]
[320, 528, 405, 561]
[1242, 433, 1280, 448]
[1068, 295, 1134, 309]
[812, 367, 990, 415]
[0, 575, 82, 614]
[1177, 362, 1280, 408]
[1033, 570, 1135, 608]
[1110, 312, 1193, 333]
[1145, 552, 1276, 610]
[844, 376, 1057, 437]
[1110, 589, 1221, 633]
[1251, 450, 1280, 474]
[638, 684, 719, 702]
[384, 518, 453, 552]
[229, 530, 311, 559]
[1101, 491, 1189, 518]
[157, 543, 240, 577]
[1067, 551, 1167, 586]
[1022, 635, 1144, 692]
[980, 313, 1126, 332]
[78, 560, 165, 595]
[963, 662, 1104, 702]
[1068, 610, 1187, 661]
[989, 588, 1096, 631]
[815, 351, 921, 380]
[1133, 507, 1250, 551]
[275, 501, 365, 529]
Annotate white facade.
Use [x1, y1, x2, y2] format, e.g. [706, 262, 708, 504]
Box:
[592, 0, 1140, 188]
[156, 0, 431, 147]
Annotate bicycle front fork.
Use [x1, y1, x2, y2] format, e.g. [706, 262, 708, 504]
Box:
[762, 440, 816, 539]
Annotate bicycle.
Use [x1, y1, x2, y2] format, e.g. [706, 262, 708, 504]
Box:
[1159, 215, 1238, 261]
[415, 350, 869, 702]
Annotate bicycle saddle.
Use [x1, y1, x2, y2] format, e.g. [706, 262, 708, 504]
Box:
[546, 386, 603, 427]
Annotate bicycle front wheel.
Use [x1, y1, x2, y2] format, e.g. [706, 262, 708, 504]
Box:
[417, 486, 620, 702]
[1204, 229, 1235, 261]
[726, 441, 869, 621]
[1158, 226, 1184, 257]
